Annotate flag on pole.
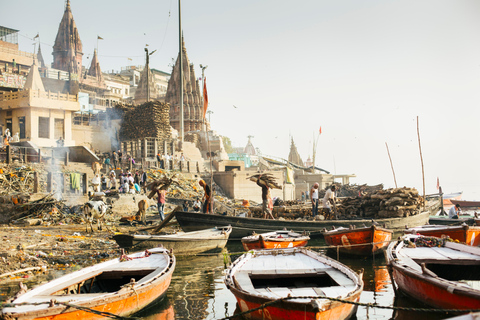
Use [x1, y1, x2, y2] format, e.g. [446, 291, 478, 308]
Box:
[33, 33, 39, 39]
[203, 77, 208, 119]
[319, 126, 322, 134]
[97, 36, 103, 40]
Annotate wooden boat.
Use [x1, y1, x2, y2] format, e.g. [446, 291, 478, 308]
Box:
[175, 210, 430, 240]
[404, 224, 480, 246]
[450, 199, 480, 208]
[224, 247, 363, 320]
[428, 216, 475, 226]
[385, 234, 480, 310]
[112, 226, 232, 254]
[322, 225, 393, 256]
[476, 218, 480, 226]
[1, 248, 175, 320]
[241, 230, 310, 250]
[443, 192, 463, 206]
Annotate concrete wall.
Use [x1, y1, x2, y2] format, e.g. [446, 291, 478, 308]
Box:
[294, 170, 335, 199]
[214, 170, 295, 203]
[72, 123, 114, 152]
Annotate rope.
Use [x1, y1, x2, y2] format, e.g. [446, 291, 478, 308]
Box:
[2, 300, 139, 320]
[217, 295, 480, 320]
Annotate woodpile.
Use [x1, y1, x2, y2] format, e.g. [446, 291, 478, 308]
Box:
[318, 183, 383, 198]
[185, 133, 199, 147]
[337, 187, 425, 218]
[248, 186, 426, 220]
[119, 101, 172, 141]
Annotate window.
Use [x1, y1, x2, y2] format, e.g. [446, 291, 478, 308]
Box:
[38, 117, 49, 138]
[6, 118, 12, 135]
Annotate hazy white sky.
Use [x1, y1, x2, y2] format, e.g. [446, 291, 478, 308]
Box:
[3, 0, 480, 198]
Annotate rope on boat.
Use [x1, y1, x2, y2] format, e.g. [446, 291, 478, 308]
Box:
[1, 300, 140, 320]
[217, 295, 480, 320]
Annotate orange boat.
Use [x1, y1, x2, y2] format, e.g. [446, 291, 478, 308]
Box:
[224, 248, 363, 320]
[241, 230, 310, 250]
[404, 224, 480, 246]
[1, 248, 176, 320]
[322, 225, 393, 256]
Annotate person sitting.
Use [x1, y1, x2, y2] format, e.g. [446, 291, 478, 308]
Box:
[192, 198, 201, 212]
[183, 201, 188, 212]
[448, 204, 461, 219]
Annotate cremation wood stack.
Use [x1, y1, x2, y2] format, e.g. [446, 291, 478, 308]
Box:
[337, 187, 425, 218]
[119, 101, 172, 141]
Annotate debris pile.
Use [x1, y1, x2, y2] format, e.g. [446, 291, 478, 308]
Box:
[0, 165, 48, 195]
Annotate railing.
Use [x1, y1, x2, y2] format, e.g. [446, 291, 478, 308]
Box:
[0, 89, 78, 102]
[0, 45, 36, 59]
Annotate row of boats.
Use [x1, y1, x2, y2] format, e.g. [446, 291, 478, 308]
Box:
[2, 210, 480, 319]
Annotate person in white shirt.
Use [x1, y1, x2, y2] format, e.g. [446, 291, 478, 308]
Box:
[448, 204, 461, 219]
[310, 183, 319, 217]
[193, 198, 202, 212]
[323, 185, 337, 219]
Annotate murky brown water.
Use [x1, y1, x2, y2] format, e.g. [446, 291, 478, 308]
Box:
[0, 238, 456, 319]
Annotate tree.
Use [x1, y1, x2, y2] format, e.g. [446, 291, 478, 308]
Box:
[222, 136, 235, 154]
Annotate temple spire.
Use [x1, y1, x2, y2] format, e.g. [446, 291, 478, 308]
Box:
[52, 0, 83, 73]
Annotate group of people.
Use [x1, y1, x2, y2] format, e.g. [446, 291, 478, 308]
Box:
[156, 152, 186, 170]
[2, 128, 19, 146]
[310, 183, 337, 219]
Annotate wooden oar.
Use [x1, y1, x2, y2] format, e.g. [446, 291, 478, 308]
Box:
[150, 210, 178, 234]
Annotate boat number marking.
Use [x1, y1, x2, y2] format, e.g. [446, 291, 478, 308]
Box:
[341, 235, 352, 250]
[287, 242, 293, 248]
[471, 233, 476, 246]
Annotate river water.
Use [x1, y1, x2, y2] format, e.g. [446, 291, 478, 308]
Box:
[0, 238, 456, 320]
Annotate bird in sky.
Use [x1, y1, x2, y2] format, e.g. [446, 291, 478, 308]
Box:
[233, 105, 237, 108]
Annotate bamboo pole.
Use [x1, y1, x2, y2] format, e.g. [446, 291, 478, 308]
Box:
[385, 142, 398, 188]
[416, 116, 426, 209]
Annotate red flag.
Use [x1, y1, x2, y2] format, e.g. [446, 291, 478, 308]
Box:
[203, 77, 208, 119]
[319, 126, 322, 134]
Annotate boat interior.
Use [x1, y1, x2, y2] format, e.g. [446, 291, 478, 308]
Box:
[52, 269, 156, 295]
[232, 251, 358, 300]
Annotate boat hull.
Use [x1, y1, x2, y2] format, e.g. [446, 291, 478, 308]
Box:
[428, 216, 475, 226]
[2, 248, 176, 320]
[230, 285, 359, 320]
[323, 225, 393, 256]
[113, 227, 232, 254]
[175, 210, 430, 240]
[450, 200, 480, 208]
[404, 225, 480, 246]
[386, 236, 480, 310]
[391, 264, 480, 310]
[241, 231, 309, 250]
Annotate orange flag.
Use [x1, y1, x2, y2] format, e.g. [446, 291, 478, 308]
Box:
[203, 77, 208, 119]
[319, 126, 322, 134]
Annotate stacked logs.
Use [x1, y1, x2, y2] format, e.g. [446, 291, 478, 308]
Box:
[119, 101, 171, 141]
[337, 187, 424, 218]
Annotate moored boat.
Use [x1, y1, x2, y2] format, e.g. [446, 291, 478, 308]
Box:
[386, 234, 480, 310]
[112, 226, 232, 254]
[224, 247, 363, 320]
[1, 248, 175, 320]
[175, 210, 430, 240]
[450, 199, 480, 208]
[428, 215, 475, 226]
[322, 225, 393, 256]
[404, 224, 480, 246]
[241, 230, 310, 250]
[443, 192, 463, 206]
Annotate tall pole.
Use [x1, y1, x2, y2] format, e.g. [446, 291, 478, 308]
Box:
[178, 0, 184, 146]
[417, 116, 426, 209]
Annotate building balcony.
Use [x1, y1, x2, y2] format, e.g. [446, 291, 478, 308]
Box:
[0, 89, 80, 111]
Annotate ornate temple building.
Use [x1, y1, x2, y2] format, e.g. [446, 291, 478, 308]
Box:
[52, 0, 83, 74]
[288, 138, 304, 166]
[134, 49, 160, 105]
[165, 38, 204, 132]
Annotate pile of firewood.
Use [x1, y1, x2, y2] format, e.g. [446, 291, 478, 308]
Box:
[337, 187, 425, 218]
[119, 101, 172, 141]
[318, 183, 384, 198]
